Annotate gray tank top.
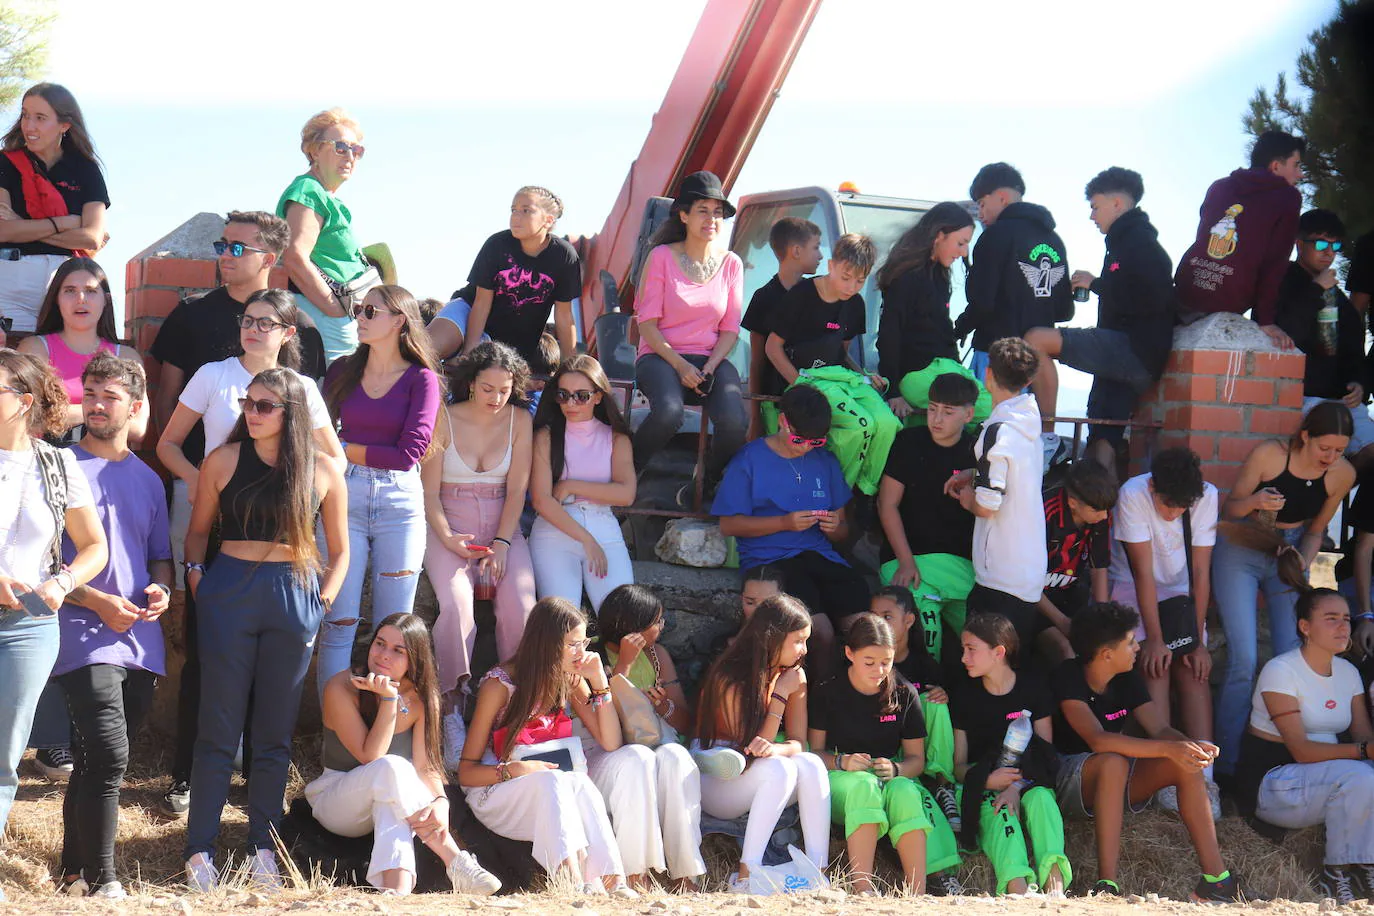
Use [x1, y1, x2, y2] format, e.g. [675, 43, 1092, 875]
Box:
[321, 726, 414, 772]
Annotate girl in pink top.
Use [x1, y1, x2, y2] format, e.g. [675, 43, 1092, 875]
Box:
[632, 172, 746, 499]
[18, 258, 143, 443]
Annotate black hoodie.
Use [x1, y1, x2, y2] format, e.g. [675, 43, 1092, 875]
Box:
[1274, 261, 1368, 402]
[1090, 208, 1176, 379]
[876, 265, 959, 384]
[955, 202, 1072, 351]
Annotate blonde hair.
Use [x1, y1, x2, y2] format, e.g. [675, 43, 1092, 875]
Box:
[300, 108, 363, 164]
[516, 185, 564, 222]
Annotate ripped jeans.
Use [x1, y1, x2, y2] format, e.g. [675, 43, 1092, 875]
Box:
[318, 465, 427, 698]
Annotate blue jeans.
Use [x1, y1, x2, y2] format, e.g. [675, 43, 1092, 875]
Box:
[0, 610, 59, 834]
[186, 555, 323, 859]
[1212, 526, 1304, 775]
[318, 465, 427, 696]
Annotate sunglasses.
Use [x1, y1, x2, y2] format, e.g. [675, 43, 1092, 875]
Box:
[238, 315, 289, 333]
[328, 140, 365, 159]
[788, 433, 828, 448]
[1303, 239, 1343, 253]
[556, 389, 596, 404]
[0, 384, 24, 397]
[238, 396, 286, 416]
[213, 240, 269, 258]
[358, 303, 399, 321]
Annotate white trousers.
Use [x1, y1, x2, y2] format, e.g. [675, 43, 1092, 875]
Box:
[586, 742, 705, 879]
[696, 749, 831, 870]
[530, 505, 634, 614]
[0, 253, 66, 334]
[304, 756, 434, 889]
[464, 768, 624, 882]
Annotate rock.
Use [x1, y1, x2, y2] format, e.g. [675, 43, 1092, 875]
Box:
[1127, 895, 1145, 903]
[1321, 900, 1339, 912]
[177, 902, 194, 916]
[246, 892, 269, 907]
[655, 519, 727, 568]
[289, 903, 311, 911]
[1146, 893, 1161, 903]
[1171, 312, 1281, 353]
[745, 897, 765, 909]
[814, 889, 847, 903]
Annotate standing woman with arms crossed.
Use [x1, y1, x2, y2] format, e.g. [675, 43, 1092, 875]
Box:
[182, 368, 348, 891]
[277, 108, 379, 364]
[0, 351, 107, 904]
[0, 84, 108, 335]
[319, 286, 441, 692]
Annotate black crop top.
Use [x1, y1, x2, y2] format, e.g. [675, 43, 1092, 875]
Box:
[219, 443, 288, 543]
[1257, 450, 1329, 525]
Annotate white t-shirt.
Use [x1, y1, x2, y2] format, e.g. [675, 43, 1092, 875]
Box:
[0, 445, 93, 586]
[1108, 473, 1218, 603]
[1250, 648, 1363, 742]
[178, 357, 332, 455]
[972, 393, 1046, 602]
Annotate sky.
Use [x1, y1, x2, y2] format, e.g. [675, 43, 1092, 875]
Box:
[22, 0, 1341, 413]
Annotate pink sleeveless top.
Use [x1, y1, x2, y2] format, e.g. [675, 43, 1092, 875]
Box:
[561, 419, 613, 504]
[44, 335, 117, 404]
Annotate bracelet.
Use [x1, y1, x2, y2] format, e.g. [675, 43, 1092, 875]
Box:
[184, 561, 207, 575]
[766, 709, 783, 719]
[836, 753, 845, 771]
[770, 691, 788, 707]
[150, 582, 171, 598]
[589, 691, 612, 710]
[53, 568, 75, 594]
[1012, 778, 1034, 792]
[662, 697, 676, 718]
[1359, 742, 1369, 761]
[1357, 613, 1374, 622]
[492, 536, 512, 547]
[378, 695, 399, 702]
[496, 761, 511, 783]
[48, 217, 59, 234]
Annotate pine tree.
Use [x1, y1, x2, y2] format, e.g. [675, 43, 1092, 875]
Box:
[0, 2, 52, 113]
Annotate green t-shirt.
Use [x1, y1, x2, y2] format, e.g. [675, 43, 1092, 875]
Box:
[276, 173, 369, 284]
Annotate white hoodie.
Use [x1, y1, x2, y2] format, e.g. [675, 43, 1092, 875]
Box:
[972, 393, 1046, 603]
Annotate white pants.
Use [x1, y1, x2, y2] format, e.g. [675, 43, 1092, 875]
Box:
[530, 504, 634, 614]
[0, 253, 66, 334]
[695, 747, 831, 870]
[1257, 759, 1374, 865]
[464, 768, 624, 882]
[586, 742, 705, 879]
[304, 756, 434, 890]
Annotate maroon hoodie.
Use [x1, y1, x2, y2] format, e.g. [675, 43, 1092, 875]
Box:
[1173, 167, 1301, 326]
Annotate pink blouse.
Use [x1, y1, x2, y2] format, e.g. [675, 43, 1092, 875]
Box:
[635, 245, 743, 358]
[44, 334, 118, 404]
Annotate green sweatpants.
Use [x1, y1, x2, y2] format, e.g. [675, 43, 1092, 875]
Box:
[921, 697, 955, 782]
[897, 357, 992, 432]
[791, 366, 902, 496]
[959, 785, 1071, 894]
[828, 772, 961, 874]
[879, 554, 975, 662]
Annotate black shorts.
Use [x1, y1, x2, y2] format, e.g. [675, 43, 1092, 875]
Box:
[966, 583, 1040, 648]
[766, 551, 872, 624]
[1034, 582, 1090, 636]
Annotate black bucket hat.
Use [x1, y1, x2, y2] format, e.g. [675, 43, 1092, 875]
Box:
[674, 170, 736, 219]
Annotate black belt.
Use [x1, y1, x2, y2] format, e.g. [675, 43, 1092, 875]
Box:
[0, 247, 23, 261]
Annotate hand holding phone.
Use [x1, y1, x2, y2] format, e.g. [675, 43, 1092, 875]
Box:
[18, 588, 55, 618]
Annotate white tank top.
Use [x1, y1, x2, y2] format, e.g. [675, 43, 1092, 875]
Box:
[441, 407, 514, 484]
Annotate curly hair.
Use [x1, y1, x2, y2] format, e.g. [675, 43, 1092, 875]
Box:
[448, 340, 531, 409]
[0, 348, 71, 437]
[987, 337, 1039, 392]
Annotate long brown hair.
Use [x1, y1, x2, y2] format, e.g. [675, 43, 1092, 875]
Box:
[533, 354, 630, 482]
[0, 348, 68, 436]
[34, 258, 118, 342]
[3, 83, 101, 164]
[695, 594, 812, 750]
[492, 597, 586, 762]
[223, 368, 320, 581]
[356, 613, 444, 776]
[243, 289, 303, 371]
[324, 285, 441, 422]
[845, 614, 901, 716]
[876, 202, 974, 293]
[448, 340, 530, 409]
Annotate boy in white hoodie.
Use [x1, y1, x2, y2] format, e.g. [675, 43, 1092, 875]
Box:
[946, 337, 1047, 647]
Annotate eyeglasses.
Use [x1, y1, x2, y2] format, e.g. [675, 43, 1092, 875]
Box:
[0, 384, 23, 397]
[213, 240, 269, 258]
[1303, 239, 1343, 252]
[788, 433, 828, 448]
[238, 396, 286, 416]
[238, 315, 289, 333]
[328, 140, 365, 159]
[564, 638, 592, 651]
[556, 389, 596, 404]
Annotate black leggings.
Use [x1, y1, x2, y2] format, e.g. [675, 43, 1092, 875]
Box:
[768, 551, 872, 623]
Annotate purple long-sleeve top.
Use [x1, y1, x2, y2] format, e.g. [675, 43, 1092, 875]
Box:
[329, 363, 440, 470]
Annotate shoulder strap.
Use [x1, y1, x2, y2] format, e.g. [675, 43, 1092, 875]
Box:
[31, 439, 70, 575]
[1182, 508, 1193, 586]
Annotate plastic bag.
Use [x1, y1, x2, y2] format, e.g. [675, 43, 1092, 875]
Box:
[747, 845, 829, 895]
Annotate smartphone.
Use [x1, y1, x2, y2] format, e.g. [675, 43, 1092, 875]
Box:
[812, 509, 830, 518]
[18, 589, 54, 618]
[468, 544, 492, 554]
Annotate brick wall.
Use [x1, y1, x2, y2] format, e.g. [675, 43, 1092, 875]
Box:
[1130, 347, 1306, 493]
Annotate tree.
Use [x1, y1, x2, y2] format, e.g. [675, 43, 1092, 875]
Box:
[0, 2, 52, 113]
[1245, 0, 1374, 242]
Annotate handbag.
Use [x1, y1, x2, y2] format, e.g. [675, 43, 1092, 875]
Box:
[609, 674, 680, 747]
[1158, 509, 1200, 655]
[319, 263, 382, 317]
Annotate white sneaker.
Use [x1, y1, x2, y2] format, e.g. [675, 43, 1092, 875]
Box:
[1155, 784, 1178, 814]
[185, 852, 218, 892]
[609, 882, 639, 900]
[442, 706, 468, 776]
[247, 849, 284, 891]
[91, 881, 127, 899]
[447, 850, 501, 896]
[728, 873, 752, 894]
[691, 746, 746, 780]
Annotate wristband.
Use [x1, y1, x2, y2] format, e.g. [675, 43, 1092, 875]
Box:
[378, 695, 398, 702]
[49, 217, 59, 234]
[770, 691, 788, 706]
[1357, 613, 1374, 623]
[150, 582, 171, 598]
[1359, 742, 1369, 761]
[492, 536, 512, 547]
[184, 562, 207, 576]
[836, 753, 845, 771]
[1012, 778, 1034, 792]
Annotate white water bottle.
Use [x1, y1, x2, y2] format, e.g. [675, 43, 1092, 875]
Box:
[1318, 288, 1339, 356]
[994, 710, 1033, 769]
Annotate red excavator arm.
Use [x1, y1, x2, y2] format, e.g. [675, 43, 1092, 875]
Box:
[574, 0, 823, 344]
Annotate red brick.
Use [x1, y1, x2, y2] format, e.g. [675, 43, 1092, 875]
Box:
[1222, 378, 1274, 405]
[1159, 431, 1216, 461]
[142, 257, 217, 290]
[268, 267, 289, 290]
[1165, 405, 1243, 432]
[1252, 351, 1306, 379]
[126, 287, 181, 322]
[1218, 434, 1261, 462]
[1204, 463, 1241, 494]
[125, 260, 143, 292]
[1249, 407, 1301, 436]
[1276, 381, 1305, 409]
[134, 320, 161, 354]
[1169, 350, 1238, 375]
[1163, 375, 1218, 403]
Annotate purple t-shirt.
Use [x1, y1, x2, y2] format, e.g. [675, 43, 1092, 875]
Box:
[54, 446, 172, 677]
[328, 362, 441, 471]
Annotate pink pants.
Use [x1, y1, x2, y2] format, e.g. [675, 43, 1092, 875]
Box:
[424, 483, 535, 694]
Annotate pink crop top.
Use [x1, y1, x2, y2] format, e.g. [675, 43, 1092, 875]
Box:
[44, 335, 117, 404]
[562, 419, 614, 493]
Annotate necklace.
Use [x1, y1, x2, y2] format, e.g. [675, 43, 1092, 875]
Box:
[787, 452, 805, 484]
[677, 249, 720, 284]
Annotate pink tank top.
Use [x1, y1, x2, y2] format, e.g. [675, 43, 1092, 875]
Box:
[44, 335, 117, 404]
[562, 419, 613, 489]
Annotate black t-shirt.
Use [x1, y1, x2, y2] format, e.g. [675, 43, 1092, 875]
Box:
[1050, 658, 1151, 756]
[0, 149, 110, 257]
[150, 286, 326, 464]
[1043, 486, 1110, 596]
[894, 647, 943, 692]
[772, 277, 865, 371]
[741, 275, 790, 397]
[950, 672, 1052, 764]
[881, 426, 976, 562]
[467, 231, 581, 364]
[810, 674, 925, 759]
[1350, 231, 1374, 296]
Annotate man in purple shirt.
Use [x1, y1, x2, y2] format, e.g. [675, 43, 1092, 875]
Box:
[51, 351, 172, 899]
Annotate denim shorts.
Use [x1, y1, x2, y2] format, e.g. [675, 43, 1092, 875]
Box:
[1055, 751, 1147, 819]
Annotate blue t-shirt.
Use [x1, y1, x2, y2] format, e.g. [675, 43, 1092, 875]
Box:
[711, 438, 851, 569]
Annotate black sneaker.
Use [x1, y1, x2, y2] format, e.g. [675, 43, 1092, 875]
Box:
[933, 783, 962, 832]
[1314, 866, 1358, 905]
[1191, 873, 1243, 903]
[1349, 864, 1374, 901]
[1090, 879, 1121, 897]
[927, 871, 963, 896]
[160, 779, 191, 818]
[35, 746, 74, 783]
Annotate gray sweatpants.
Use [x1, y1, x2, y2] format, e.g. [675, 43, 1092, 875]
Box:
[1257, 760, 1374, 865]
